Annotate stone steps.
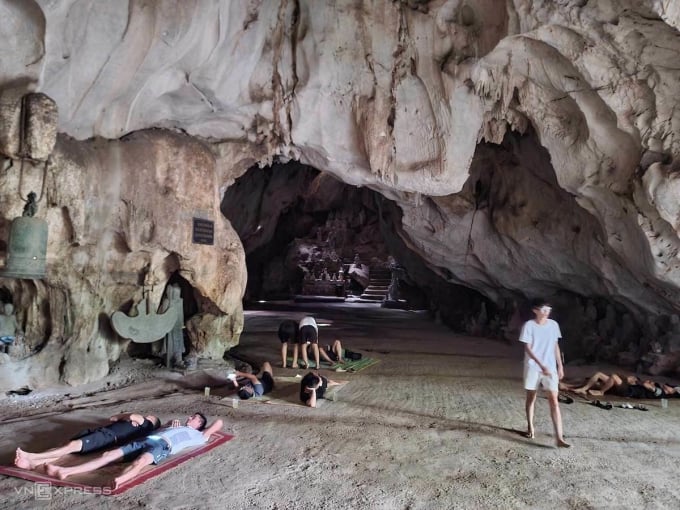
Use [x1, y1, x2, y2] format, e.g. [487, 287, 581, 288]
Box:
[359, 267, 392, 302]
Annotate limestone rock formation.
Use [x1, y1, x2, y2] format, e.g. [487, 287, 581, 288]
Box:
[1, 0, 680, 382]
[0, 129, 245, 388]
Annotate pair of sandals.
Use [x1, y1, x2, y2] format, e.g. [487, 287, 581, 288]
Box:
[591, 400, 613, 410]
[618, 403, 648, 411]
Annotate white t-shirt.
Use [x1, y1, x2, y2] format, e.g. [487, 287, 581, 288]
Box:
[299, 316, 318, 331]
[519, 319, 561, 371]
[158, 426, 206, 454]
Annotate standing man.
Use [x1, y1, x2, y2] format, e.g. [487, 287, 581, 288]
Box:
[520, 298, 571, 448]
[299, 316, 319, 369]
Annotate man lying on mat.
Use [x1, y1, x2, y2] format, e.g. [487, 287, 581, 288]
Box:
[45, 412, 223, 489]
[15, 412, 161, 470]
[300, 372, 342, 408]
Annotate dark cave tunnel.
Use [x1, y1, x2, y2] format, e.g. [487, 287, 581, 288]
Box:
[219, 160, 501, 336]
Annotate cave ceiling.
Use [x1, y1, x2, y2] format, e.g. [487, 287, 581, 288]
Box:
[1, 0, 680, 385]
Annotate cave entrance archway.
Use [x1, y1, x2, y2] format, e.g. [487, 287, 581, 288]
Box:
[220, 160, 395, 303]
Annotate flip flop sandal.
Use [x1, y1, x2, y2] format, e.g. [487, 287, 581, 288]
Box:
[591, 400, 612, 410]
[558, 393, 574, 404]
[618, 403, 634, 409]
[635, 404, 648, 411]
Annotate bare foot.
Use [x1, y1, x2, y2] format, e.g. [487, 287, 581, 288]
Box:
[524, 427, 534, 439]
[14, 449, 34, 470]
[45, 464, 69, 479]
[556, 439, 572, 448]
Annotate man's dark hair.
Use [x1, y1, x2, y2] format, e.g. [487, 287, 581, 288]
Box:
[238, 387, 253, 400]
[530, 297, 550, 309]
[308, 375, 320, 388]
[195, 412, 208, 431]
[151, 416, 161, 429]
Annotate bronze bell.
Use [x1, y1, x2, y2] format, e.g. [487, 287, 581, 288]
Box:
[2, 216, 48, 279]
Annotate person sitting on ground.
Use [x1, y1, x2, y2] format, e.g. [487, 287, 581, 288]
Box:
[299, 371, 342, 408]
[230, 362, 275, 400]
[298, 316, 320, 370]
[45, 412, 223, 489]
[14, 412, 160, 470]
[278, 319, 299, 368]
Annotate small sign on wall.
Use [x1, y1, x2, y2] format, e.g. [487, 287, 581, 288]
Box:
[192, 218, 214, 245]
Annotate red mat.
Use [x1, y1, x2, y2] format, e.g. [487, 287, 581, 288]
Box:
[0, 431, 234, 496]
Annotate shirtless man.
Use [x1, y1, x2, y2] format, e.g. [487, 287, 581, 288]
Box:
[45, 412, 223, 489]
[562, 373, 655, 398]
[14, 412, 160, 470]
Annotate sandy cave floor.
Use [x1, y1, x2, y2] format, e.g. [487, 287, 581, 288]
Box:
[1, 302, 680, 510]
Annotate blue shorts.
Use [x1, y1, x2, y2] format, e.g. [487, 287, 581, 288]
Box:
[120, 436, 171, 464]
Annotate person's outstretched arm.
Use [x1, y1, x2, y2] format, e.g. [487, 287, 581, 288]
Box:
[202, 419, 224, 440]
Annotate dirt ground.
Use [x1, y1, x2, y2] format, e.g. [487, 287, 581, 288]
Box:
[1, 302, 679, 510]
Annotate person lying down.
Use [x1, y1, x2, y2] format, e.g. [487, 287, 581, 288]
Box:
[42, 413, 223, 489]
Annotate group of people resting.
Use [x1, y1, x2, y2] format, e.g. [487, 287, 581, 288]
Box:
[14, 366, 341, 486]
[15, 412, 223, 488]
[229, 360, 342, 408]
[13, 315, 347, 486]
[561, 372, 680, 399]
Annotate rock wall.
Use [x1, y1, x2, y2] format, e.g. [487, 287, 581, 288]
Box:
[0, 130, 245, 388]
[1, 0, 680, 380]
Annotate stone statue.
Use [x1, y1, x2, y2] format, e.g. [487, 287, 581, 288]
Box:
[22, 191, 38, 217]
[0, 303, 22, 354]
[158, 284, 185, 368]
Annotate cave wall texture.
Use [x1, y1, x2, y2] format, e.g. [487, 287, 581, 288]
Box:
[1, 0, 679, 386]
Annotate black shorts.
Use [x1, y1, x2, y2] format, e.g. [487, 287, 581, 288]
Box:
[260, 371, 274, 394]
[299, 325, 318, 344]
[73, 427, 117, 454]
[278, 320, 298, 343]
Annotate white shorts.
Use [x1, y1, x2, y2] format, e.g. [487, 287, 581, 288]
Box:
[524, 366, 558, 392]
